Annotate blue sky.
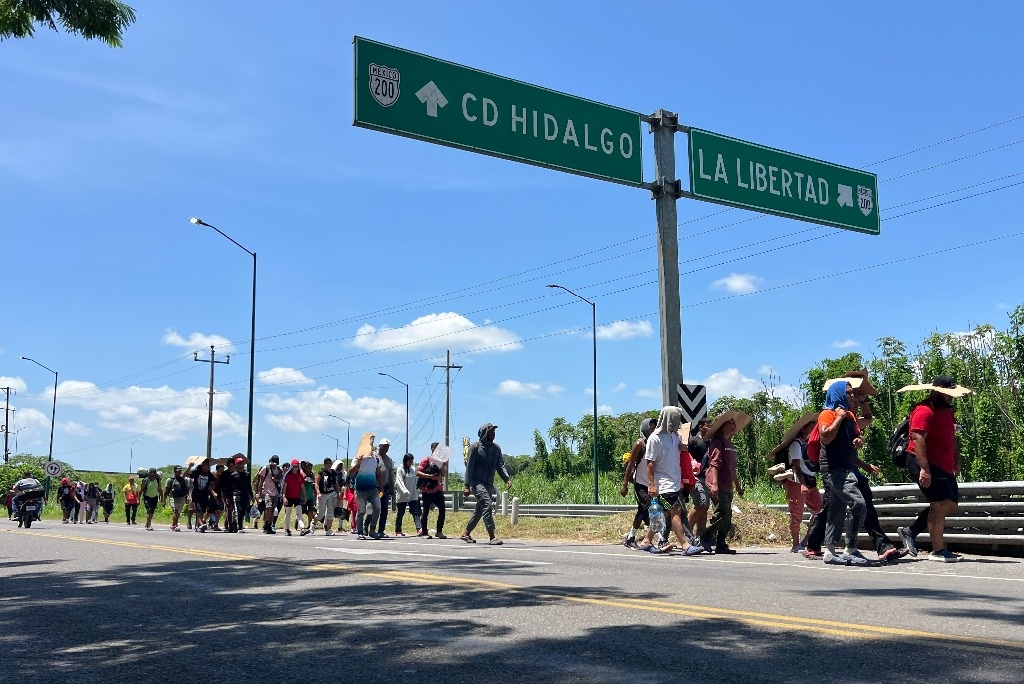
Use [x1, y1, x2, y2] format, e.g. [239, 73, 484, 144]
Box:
[3, 2, 1024, 472]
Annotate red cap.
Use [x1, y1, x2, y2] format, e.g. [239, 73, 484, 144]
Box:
[290, 458, 300, 466]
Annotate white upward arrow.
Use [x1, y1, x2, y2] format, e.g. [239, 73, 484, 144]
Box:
[837, 184, 854, 208]
[415, 81, 448, 118]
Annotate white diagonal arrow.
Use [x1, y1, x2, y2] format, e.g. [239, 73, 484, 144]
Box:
[415, 80, 448, 118]
[837, 184, 854, 208]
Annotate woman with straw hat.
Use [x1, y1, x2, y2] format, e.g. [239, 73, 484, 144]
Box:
[699, 410, 752, 554]
[768, 413, 821, 553]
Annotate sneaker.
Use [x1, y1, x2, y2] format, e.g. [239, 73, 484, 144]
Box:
[285, 529, 292, 536]
[187, 522, 193, 530]
[822, 549, 848, 565]
[624, 537, 638, 549]
[350, 529, 358, 535]
[802, 548, 823, 559]
[791, 543, 805, 554]
[395, 532, 407, 537]
[897, 527, 918, 558]
[377, 532, 389, 538]
[842, 549, 870, 566]
[878, 547, 902, 563]
[488, 538, 503, 545]
[200, 524, 208, 533]
[357, 534, 368, 540]
[370, 533, 382, 540]
[325, 530, 334, 536]
[300, 528, 310, 536]
[714, 545, 737, 555]
[928, 549, 961, 563]
[435, 533, 447, 539]
[416, 530, 427, 537]
[767, 463, 787, 477]
[460, 534, 476, 544]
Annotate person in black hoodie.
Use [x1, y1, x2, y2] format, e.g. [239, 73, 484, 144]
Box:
[227, 456, 253, 533]
[460, 423, 512, 545]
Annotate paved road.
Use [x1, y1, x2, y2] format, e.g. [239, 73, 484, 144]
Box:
[2, 520, 1023, 683]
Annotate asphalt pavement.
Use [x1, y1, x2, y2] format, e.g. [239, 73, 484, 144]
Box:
[2, 518, 1023, 683]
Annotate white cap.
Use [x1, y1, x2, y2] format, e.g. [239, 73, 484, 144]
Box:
[379, 438, 390, 446]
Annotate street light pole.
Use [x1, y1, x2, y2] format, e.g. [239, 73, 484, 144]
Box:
[322, 433, 340, 464]
[328, 415, 351, 469]
[378, 372, 409, 457]
[20, 356, 58, 461]
[190, 217, 257, 478]
[129, 438, 141, 474]
[547, 284, 600, 505]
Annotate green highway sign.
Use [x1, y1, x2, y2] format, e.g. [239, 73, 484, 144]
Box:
[353, 37, 644, 186]
[687, 128, 880, 235]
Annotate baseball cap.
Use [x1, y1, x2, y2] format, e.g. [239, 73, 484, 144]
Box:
[379, 438, 390, 446]
[174, 465, 182, 471]
[234, 457, 246, 464]
[290, 458, 300, 466]
[269, 455, 280, 464]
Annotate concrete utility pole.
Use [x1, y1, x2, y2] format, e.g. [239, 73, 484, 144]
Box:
[648, 110, 684, 407]
[2, 386, 13, 464]
[433, 350, 462, 448]
[194, 345, 229, 461]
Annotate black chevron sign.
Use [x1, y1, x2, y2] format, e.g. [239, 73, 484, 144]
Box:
[676, 383, 707, 426]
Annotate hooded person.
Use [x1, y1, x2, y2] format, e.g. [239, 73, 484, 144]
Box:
[817, 380, 869, 565]
[100, 483, 115, 522]
[461, 422, 511, 545]
[621, 416, 657, 548]
[640, 407, 703, 555]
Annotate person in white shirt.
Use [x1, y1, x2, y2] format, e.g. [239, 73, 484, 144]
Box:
[394, 453, 421, 537]
[641, 406, 702, 556]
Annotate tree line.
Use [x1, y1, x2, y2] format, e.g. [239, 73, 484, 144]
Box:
[513, 305, 1024, 486]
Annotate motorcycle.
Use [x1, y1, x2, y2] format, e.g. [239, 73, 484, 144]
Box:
[15, 487, 45, 529]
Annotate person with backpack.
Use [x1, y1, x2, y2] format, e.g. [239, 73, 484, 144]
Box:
[818, 381, 870, 566]
[190, 458, 216, 533]
[84, 482, 100, 524]
[416, 443, 447, 539]
[227, 456, 253, 533]
[768, 413, 821, 553]
[255, 455, 283, 534]
[639, 408, 703, 555]
[700, 410, 752, 554]
[57, 477, 75, 523]
[620, 417, 656, 548]
[686, 419, 712, 540]
[349, 449, 384, 539]
[375, 439, 396, 537]
[99, 483, 115, 523]
[163, 465, 190, 532]
[138, 469, 161, 530]
[896, 376, 972, 563]
[280, 459, 305, 537]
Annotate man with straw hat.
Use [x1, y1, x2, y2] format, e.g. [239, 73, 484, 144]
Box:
[896, 375, 972, 563]
[699, 410, 752, 554]
[767, 412, 821, 553]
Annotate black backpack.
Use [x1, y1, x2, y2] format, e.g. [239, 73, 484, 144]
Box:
[417, 461, 440, 489]
[888, 402, 924, 468]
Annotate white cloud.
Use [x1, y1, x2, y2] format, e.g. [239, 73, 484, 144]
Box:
[704, 368, 761, 399]
[12, 407, 51, 431]
[0, 376, 28, 392]
[163, 330, 233, 351]
[597, 404, 613, 415]
[612, 382, 627, 393]
[635, 388, 660, 398]
[832, 339, 860, 349]
[258, 367, 314, 386]
[584, 388, 601, 397]
[710, 273, 762, 294]
[61, 421, 92, 437]
[258, 388, 402, 433]
[757, 365, 775, 375]
[596, 320, 653, 340]
[351, 312, 520, 353]
[496, 380, 562, 399]
[56, 379, 244, 442]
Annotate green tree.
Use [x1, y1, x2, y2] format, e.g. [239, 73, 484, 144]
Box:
[0, 0, 136, 47]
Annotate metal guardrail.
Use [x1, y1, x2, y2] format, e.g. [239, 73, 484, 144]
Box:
[767, 481, 1024, 548]
[441, 482, 1024, 548]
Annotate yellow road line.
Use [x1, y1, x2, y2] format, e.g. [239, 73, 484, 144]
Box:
[7, 528, 1023, 652]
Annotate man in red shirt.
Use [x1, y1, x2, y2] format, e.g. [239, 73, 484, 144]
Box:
[896, 375, 972, 563]
[417, 442, 448, 539]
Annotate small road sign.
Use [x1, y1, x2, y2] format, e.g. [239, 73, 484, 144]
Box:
[687, 128, 880, 235]
[676, 383, 708, 426]
[353, 37, 644, 186]
[44, 460, 62, 477]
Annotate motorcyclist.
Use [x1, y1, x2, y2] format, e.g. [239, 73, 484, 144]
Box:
[9, 471, 43, 522]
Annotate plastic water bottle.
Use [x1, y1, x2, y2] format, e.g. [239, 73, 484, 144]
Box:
[648, 497, 665, 538]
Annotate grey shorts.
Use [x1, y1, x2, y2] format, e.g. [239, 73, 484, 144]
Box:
[170, 496, 187, 512]
[689, 478, 710, 508]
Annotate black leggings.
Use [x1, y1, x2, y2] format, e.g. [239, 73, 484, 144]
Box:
[125, 503, 138, 524]
[419, 491, 446, 534]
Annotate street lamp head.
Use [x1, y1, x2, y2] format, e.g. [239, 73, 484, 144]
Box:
[377, 372, 386, 376]
[189, 217, 203, 225]
[546, 284, 558, 289]
[19, 356, 28, 360]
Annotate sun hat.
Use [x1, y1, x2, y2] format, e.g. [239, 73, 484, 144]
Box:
[705, 410, 753, 439]
[897, 375, 973, 398]
[822, 375, 878, 396]
[767, 412, 819, 460]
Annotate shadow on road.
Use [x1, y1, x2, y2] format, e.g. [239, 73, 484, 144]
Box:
[1, 552, 1022, 684]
